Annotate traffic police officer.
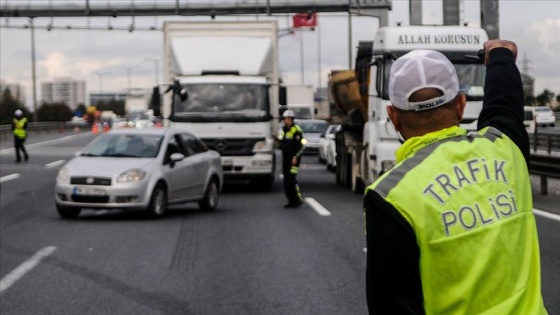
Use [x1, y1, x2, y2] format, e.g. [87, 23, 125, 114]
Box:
[364, 41, 547, 314]
[279, 110, 305, 208]
[12, 109, 29, 163]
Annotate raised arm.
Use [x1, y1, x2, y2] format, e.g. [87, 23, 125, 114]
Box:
[477, 40, 529, 163]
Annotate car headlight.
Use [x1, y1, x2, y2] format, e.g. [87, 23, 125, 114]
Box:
[57, 167, 69, 181]
[117, 169, 147, 183]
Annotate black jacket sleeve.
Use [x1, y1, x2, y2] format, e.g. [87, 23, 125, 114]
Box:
[477, 47, 529, 164]
[364, 190, 424, 314]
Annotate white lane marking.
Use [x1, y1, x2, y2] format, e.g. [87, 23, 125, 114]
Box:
[0, 246, 57, 293]
[45, 160, 65, 169]
[0, 174, 20, 183]
[534, 208, 560, 222]
[305, 197, 332, 216]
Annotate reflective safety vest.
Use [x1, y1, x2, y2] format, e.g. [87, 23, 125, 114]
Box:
[281, 124, 305, 158]
[13, 117, 28, 139]
[367, 125, 546, 314]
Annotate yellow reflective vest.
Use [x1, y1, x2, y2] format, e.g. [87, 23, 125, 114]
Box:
[13, 117, 28, 139]
[367, 125, 546, 314]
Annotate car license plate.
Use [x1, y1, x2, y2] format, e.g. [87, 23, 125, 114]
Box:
[222, 159, 233, 166]
[73, 186, 106, 196]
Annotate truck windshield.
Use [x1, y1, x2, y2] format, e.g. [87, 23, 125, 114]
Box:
[173, 83, 269, 122]
[289, 107, 313, 120]
[453, 63, 485, 101]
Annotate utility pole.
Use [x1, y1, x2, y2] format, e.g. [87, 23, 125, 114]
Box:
[30, 17, 38, 122]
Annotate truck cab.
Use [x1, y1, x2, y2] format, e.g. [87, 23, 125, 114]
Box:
[330, 25, 489, 193]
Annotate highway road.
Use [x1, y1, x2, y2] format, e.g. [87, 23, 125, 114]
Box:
[1, 131, 559, 314]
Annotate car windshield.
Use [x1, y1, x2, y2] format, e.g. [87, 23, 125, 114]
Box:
[299, 121, 329, 134]
[81, 134, 163, 158]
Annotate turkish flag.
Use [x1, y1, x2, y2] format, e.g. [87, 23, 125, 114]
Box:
[292, 12, 318, 28]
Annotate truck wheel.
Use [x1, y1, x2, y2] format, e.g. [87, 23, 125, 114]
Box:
[351, 150, 365, 194]
[56, 205, 81, 219]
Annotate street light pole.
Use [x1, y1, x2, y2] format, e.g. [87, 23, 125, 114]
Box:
[120, 66, 134, 95]
[300, 30, 304, 84]
[30, 17, 38, 122]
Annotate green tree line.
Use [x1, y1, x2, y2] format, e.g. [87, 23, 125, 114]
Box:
[1, 87, 125, 125]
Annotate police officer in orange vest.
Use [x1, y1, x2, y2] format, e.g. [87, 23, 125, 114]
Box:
[11, 109, 29, 163]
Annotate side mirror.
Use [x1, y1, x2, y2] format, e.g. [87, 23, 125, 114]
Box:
[179, 88, 188, 102]
[170, 152, 185, 162]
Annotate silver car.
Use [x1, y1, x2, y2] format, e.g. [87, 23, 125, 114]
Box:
[297, 119, 330, 154]
[55, 128, 223, 219]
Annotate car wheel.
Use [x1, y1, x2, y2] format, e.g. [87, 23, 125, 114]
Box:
[199, 178, 219, 211]
[147, 184, 167, 218]
[56, 204, 81, 219]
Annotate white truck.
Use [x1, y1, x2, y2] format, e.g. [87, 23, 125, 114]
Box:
[329, 25, 489, 193]
[282, 84, 316, 120]
[158, 21, 279, 190]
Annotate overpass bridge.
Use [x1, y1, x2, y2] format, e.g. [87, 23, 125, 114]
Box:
[0, 0, 391, 24]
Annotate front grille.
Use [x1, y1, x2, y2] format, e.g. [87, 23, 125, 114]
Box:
[71, 195, 110, 203]
[202, 138, 264, 156]
[71, 177, 112, 186]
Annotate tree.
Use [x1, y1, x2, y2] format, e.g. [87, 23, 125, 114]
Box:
[534, 89, 555, 107]
[37, 102, 73, 122]
[0, 87, 32, 124]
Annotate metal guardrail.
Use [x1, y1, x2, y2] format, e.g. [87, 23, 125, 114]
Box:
[530, 153, 560, 195]
[530, 132, 560, 154]
[529, 131, 560, 195]
[0, 122, 91, 141]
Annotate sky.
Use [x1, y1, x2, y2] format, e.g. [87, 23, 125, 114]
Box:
[1, 0, 559, 110]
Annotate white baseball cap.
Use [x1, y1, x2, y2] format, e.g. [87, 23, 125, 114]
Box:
[389, 50, 459, 111]
[15, 109, 23, 117]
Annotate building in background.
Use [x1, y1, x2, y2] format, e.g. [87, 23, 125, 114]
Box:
[41, 77, 86, 109]
[89, 91, 128, 106]
[0, 79, 26, 105]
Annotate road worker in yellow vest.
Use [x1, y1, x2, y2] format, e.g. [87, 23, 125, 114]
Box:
[11, 109, 29, 163]
[279, 109, 305, 208]
[364, 40, 547, 314]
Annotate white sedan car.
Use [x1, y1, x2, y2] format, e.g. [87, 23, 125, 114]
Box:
[55, 128, 223, 219]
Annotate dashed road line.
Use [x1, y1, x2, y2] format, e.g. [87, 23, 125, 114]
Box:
[0, 246, 57, 293]
[45, 160, 65, 168]
[305, 197, 332, 216]
[0, 174, 20, 183]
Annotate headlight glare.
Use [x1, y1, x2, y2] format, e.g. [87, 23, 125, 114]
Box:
[117, 169, 147, 183]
